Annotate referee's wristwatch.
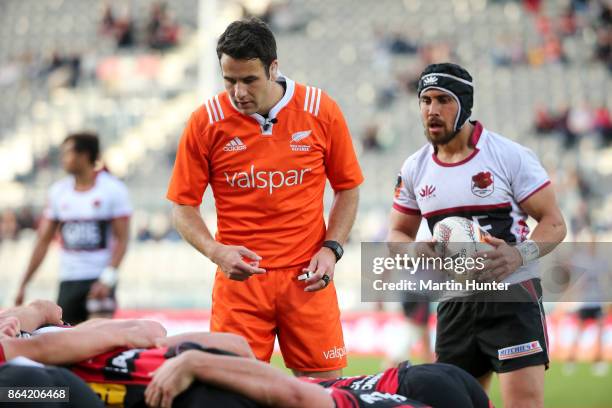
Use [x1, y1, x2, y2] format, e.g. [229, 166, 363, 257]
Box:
[322, 240, 344, 263]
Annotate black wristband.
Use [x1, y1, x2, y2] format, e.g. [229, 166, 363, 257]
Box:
[322, 240, 344, 262]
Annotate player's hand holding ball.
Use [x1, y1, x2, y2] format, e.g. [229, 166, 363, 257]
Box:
[413, 240, 438, 259]
[479, 235, 522, 282]
[432, 217, 493, 282]
[210, 243, 266, 281]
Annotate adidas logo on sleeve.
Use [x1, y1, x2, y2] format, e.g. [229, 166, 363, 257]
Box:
[223, 137, 247, 152]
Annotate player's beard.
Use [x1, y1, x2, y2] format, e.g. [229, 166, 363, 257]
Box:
[423, 120, 457, 146]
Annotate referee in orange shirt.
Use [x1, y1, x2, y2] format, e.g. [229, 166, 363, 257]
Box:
[167, 18, 363, 378]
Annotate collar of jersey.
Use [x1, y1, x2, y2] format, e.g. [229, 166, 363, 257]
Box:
[431, 121, 484, 167]
[227, 75, 295, 127]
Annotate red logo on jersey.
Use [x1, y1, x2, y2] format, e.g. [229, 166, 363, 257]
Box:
[93, 199, 101, 208]
[419, 185, 436, 198]
[471, 171, 494, 197]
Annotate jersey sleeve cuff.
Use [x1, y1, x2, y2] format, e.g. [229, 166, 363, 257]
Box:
[329, 176, 365, 192]
[392, 203, 421, 215]
[166, 194, 202, 207]
[518, 180, 551, 204]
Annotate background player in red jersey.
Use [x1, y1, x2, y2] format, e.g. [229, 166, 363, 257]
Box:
[167, 17, 363, 377]
[389, 63, 566, 408]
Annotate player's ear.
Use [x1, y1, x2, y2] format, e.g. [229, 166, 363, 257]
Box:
[269, 60, 278, 79]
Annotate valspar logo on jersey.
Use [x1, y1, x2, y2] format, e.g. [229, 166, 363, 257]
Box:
[323, 346, 346, 360]
[224, 165, 311, 195]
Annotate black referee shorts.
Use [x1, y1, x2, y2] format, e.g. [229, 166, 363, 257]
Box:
[435, 278, 549, 378]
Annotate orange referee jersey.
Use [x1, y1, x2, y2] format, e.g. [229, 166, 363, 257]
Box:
[167, 76, 364, 269]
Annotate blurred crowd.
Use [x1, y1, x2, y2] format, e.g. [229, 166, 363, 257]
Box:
[0, 1, 182, 94]
[534, 103, 612, 148]
[100, 1, 181, 51]
[0, 207, 37, 243]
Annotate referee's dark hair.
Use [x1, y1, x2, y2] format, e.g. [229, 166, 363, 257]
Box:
[216, 17, 277, 77]
[63, 131, 100, 164]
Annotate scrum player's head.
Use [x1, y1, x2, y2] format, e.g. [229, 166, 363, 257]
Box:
[61, 132, 100, 174]
[417, 63, 473, 146]
[216, 17, 280, 116]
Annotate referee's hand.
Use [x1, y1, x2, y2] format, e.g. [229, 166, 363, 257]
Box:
[303, 247, 336, 292]
[211, 244, 266, 281]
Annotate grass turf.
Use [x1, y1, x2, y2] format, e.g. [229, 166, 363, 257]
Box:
[271, 355, 612, 408]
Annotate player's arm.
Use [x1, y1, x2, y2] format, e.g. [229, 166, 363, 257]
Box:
[0, 319, 166, 365]
[145, 350, 334, 408]
[388, 209, 421, 242]
[172, 204, 218, 261]
[387, 209, 436, 258]
[172, 204, 266, 281]
[156, 331, 255, 358]
[326, 186, 359, 245]
[15, 218, 59, 305]
[483, 185, 567, 280]
[303, 186, 360, 291]
[519, 185, 567, 255]
[89, 216, 130, 299]
[0, 300, 63, 334]
[109, 216, 130, 269]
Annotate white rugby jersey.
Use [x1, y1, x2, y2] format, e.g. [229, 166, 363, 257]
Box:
[44, 171, 132, 281]
[393, 121, 550, 284]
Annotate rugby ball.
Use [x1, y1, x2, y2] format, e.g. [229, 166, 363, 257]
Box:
[432, 217, 493, 279]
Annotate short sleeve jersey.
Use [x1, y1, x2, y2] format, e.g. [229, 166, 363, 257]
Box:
[393, 121, 550, 284]
[167, 77, 364, 269]
[44, 171, 132, 281]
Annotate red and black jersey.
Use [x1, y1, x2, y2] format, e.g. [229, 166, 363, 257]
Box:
[304, 362, 493, 408]
[329, 388, 430, 408]
[71, 346, 167, 386]
[302, 366, 401, 394]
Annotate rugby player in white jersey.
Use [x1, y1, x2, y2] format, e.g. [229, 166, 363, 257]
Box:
[388, 63, 566, 408]
[16, 132, 132, 324]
